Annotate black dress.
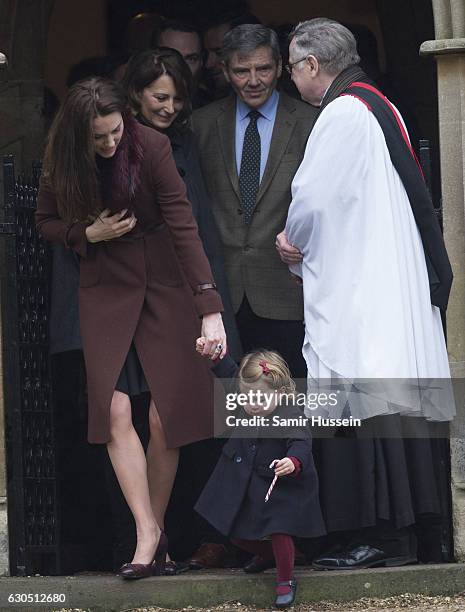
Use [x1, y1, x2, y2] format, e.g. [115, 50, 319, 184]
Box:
[114, 342, 149, 396]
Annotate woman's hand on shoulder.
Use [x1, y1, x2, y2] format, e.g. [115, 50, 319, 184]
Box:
[200, 313, 227, 360]
[85, 209, 137, 243]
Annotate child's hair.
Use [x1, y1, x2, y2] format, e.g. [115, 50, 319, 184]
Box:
[238, 349, 296, 393]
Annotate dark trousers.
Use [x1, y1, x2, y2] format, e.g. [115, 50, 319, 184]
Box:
[235, 296, 307, 378]
[301, 416, 453, 564]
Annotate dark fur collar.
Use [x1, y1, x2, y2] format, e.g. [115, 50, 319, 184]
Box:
[98, 112, 144, 208]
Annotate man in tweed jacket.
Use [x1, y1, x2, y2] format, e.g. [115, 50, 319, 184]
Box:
[193, 24, 317, 376]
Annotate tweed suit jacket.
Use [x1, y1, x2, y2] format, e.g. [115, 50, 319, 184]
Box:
[192, 91, 317, 320]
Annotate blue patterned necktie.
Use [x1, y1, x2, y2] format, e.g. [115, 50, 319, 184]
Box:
[239, 110, 261, 224]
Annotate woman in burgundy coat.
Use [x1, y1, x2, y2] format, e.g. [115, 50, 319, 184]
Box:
[123, 47, 244, 568]
[35, 77, 226, 577]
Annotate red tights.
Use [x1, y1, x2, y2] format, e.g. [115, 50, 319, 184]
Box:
[232, 535, 295, 595]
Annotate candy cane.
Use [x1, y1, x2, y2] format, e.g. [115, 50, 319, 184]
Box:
[265, 460, 279, 502]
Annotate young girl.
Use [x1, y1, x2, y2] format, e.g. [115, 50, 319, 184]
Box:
[195, 347, 326, 608]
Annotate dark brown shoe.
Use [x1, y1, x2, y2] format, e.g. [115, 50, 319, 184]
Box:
[243, 555, 275, 573]
[188, 542, 227, 569]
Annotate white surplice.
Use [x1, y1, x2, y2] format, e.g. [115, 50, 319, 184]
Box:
[285, 95, 454, 421]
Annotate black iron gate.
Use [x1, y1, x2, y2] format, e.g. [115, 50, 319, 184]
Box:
[1, 155, 60, 575]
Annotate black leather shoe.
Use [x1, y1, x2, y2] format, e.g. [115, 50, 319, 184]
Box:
[275, 579, 297, 608]
[243, 555, 275, 573]
[312, 543, 417, 570]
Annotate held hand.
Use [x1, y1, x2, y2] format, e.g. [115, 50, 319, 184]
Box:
[85, 209, 137, 243]
[273, 457, 295, 477]
[275, 230, 303, 265]
[196, 337, 206, 354]
[196, 335, 222, 363]
[200, 313, 227, 360]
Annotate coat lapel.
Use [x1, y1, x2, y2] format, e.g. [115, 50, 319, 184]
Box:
[216, 96, 241, 200]
[256, 94, 297, 205]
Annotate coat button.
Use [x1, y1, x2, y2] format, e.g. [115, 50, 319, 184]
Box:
[237, 208, 243, 215]
[235, 456, 242, 463]
[250, 444, 256, 451]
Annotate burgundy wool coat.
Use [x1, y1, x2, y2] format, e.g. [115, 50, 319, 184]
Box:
[36, 123, 224, 447]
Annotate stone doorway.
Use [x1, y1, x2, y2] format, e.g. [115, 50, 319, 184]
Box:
[0, 0, 461, 576]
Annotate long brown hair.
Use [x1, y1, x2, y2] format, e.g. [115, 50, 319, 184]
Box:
[43, 77, 141, 223]
[123, 47, 193, 129]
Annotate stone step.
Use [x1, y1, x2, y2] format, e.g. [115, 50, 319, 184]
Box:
[0, 564, 463, 611]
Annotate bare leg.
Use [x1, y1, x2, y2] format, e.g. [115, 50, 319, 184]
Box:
[146, 400, 179, 532]
[107, 390, 160, 565]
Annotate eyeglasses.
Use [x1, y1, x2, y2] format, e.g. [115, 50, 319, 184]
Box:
[285, 55, 308, 74]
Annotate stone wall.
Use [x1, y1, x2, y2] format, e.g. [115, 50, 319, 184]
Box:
[421, 0, 465, 561]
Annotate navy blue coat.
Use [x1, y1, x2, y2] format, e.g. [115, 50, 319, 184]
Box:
[195, 405, 326, 539]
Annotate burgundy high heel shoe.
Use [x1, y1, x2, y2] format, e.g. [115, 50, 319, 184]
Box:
[119, 531, 167, 580]
[151, 531, 169, 576]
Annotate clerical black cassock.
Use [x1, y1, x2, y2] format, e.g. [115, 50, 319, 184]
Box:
[285, 66, 454, 567]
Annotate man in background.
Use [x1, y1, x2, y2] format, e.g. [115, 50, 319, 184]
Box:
[152, 19, 212, 107]
[203, 12, 261, 99]
[194, 24, 317, 378]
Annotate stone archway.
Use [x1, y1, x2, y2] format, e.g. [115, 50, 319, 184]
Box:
[421, 0, 465, 561]
[0, 0, 464, 576]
